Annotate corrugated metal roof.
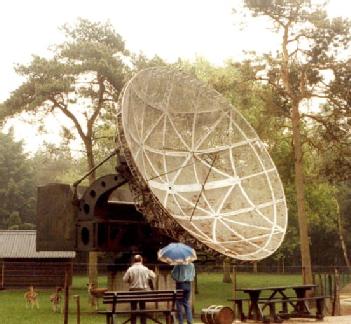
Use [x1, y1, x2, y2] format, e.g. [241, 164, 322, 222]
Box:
[0, 230, 75, 258]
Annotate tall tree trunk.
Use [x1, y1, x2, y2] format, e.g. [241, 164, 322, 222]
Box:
[281, 24, 312, 285]
[291, 102, 313, 284]
[85, 139, 98, 286]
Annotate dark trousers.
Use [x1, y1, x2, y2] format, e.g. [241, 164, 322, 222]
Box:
[130, 288, 146, 324]
[175, 281, 192, 324]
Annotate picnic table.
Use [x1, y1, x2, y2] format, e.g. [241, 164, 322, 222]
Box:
[229, 284, 327, 323]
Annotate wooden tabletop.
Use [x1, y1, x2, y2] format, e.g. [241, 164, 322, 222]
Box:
[235, 284, 317, 292]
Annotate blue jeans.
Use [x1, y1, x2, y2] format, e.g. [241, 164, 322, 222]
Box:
[175, 281, 192, 324]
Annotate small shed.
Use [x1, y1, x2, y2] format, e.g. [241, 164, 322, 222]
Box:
[0, 230, 75, 288]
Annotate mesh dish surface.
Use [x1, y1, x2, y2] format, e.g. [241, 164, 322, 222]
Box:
[117, 67, 287, 260]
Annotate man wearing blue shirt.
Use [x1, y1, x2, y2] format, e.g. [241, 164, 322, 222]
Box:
[171, 263, 195, 324]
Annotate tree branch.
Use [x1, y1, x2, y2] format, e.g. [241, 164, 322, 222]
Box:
[50, 96, 87, 141]
[87, 75, 105, 137]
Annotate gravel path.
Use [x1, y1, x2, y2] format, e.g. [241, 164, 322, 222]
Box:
[230, 316, 351, 323]
[286, 316, 351, 323]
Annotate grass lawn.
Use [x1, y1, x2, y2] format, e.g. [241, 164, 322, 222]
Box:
[0, 272, 302, 323]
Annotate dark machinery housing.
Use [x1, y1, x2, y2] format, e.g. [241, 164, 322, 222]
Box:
[36, 162, 172, 257]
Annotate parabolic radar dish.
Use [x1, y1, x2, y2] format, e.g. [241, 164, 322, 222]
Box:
[117, 67, 287, 261]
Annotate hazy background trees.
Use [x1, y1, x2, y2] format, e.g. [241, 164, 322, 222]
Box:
[232, 0, 351, 282]
[0, 129, 36, 230]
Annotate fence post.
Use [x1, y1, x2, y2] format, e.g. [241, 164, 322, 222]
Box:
[232, 265, 237, 298]
[155, 265, 159, 311]
[302, 266, 306, 284]
[318, 273, 324, 297]
[332, 268, 341, 316]
[223, 257, 232, 282]
[63, 266, 70, 324]
[191, 280, 196, 316]
[74, 295, 80, 324]
[1, 261, 4, 289]
[194, 271, 199, 294]
[155, 264, 159, 290]
[232, 265, 237, 319]
[320, 273, 332, 315]
[328, 273, 333, 298]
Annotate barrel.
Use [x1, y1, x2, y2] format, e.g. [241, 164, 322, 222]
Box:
[201, 305, 234, 324]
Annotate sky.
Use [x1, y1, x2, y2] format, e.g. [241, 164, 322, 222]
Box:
[0, 0, 349, 151]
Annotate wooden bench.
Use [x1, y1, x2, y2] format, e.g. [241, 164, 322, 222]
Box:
[258, 296, 328, 323]
[99, 289, 184, 324]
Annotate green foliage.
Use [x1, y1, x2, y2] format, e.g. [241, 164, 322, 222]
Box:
[238, 0, 351, 268]
[7, 211, 21, 228]
[0, 18, 131, 183]
[320, 60, 351, 181]
[58, 19, 129, 93]
[0, 129, 36, 228]
[337, 183, 351, 246]
[240, 1, 351, 182]
[306, 182, 342, 264]
[130, 53, 167, 71]
[32, 143, 85, 185]
[177, 57, 274, 137]
[305, 183, 338, 231]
